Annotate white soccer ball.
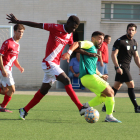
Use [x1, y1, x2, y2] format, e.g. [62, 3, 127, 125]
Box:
[84, 107, 100, 123]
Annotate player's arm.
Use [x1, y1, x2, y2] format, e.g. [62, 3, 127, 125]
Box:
[6, 13, 43, 29]
[74, 48, 100, 57]
[96, 68, 108, 81]
[0, 55, 8, 77]
[14, 59, 24, 73]
[133, 51, 140, 68]
[111, 49, 123, 75]
[61, 42, 80, 63]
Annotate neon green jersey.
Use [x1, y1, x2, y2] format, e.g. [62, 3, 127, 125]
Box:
[79, 40, 98, 79]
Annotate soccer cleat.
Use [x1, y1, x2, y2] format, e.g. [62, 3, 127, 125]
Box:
[105, 115, 122, 123]
[0, 107, 13, 113]
[79, 106, 88, 116]
[135, 106, 140, 113]
[82, 102, 90, 108]
[102, 105, 116, 112]
[19, 108, 28, 120]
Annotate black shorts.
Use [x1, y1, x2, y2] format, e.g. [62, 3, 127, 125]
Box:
[115, 64, 132, 83]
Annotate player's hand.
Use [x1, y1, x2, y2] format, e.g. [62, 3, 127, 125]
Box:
[19, 67, 24, 73]
[61, 53, 70, 63]
[101, 75, 108, 81]
[6, 13, 18, 23]
[90, 53, 100, 58]
[116, 68, 123, 75]
[2, 69, 8, 77]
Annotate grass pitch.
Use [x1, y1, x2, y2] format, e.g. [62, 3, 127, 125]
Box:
[0, 94, 140, 140]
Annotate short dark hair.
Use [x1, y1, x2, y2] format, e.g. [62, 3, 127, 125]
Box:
[91, 31, 104, 38]
[127, 23, 137, 30]
[67, 15, 80, 25]
[14, 24, 25, 31]
[104, 35, 111, 40]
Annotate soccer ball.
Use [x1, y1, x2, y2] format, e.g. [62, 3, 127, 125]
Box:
[84, 107, 100, 123]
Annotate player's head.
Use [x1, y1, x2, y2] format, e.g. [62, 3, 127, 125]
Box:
[126, 23, 137, 39]
[65, 15, 80, 34]
[13, 24, 25, 40]
[91, 31, 104, 49]
[104, 35, 111, 44]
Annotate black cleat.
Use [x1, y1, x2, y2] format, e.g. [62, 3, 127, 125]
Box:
[135, 106, 140, 113]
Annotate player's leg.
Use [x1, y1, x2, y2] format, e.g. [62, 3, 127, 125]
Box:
[102, 85, 121, 123]
[56, 72, 87, 115]
[0, 71, 15, 113]
[81, 74, 121, 122]
[126, 80, 140, 113]
[81, 74, 107, 107]
[0, 85, 15, 113]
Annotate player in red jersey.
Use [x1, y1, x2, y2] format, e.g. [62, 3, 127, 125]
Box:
[0, 24, 25, 112]
[7, 13, 94, 120]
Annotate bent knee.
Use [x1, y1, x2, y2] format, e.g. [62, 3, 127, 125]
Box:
[63, 77, 71, 85]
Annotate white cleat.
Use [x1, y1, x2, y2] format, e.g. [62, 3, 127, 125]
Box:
[19, 108, 28, 120]
[105, 115, 122, 123]
[82, 102, 90, 108]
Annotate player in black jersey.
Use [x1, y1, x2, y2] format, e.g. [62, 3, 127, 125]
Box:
[102, 23, 140, 113]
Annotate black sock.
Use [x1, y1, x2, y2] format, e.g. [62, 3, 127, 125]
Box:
[128, 88, 138, 108]
[112, 87, 118, 96]
[102, 87, 118, 109]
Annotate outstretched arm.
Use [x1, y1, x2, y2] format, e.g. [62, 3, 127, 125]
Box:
[74, 48, 100, 57]
[6, 13, 43, 29]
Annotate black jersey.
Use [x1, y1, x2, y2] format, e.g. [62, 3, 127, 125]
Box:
[112, 35, 137, 65]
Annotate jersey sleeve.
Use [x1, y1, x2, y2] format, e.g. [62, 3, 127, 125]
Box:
[112, 39, 120, 51]
[79, 41, 94, 49]
[43, 23, 56, 32]
[133, 40, 137, 51]
[68, 34, 73, 46]
[0, 40, 9, 55]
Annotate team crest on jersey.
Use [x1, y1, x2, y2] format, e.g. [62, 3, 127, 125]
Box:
[127, 46, 130, 50]
[126, 40, 128, 43]
[133, 46, 137, 50]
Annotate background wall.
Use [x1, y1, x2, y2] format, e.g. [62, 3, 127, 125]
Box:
[0, 0, 140, 90]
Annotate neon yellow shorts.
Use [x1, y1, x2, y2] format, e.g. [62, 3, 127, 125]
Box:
[80, 74, 109, 96]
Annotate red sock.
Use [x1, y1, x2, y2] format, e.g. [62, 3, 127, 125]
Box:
[24, 89, 44, 112]
[65, 84, 83, 110]
[1, 94, 12, 108]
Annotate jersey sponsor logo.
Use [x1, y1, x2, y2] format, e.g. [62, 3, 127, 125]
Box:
[65, 34, 71, 39]
[127, 46, 130, 50]
[133, 46, 137, 50]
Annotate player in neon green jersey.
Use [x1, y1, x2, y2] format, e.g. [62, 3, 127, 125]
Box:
[78, 31, 121, 123]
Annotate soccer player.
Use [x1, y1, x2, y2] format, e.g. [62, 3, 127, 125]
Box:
[6, 13, 94, 120]
[109, 23, 140, 113]
[78, 31, 121, 122]
[0, 24, 25, 112]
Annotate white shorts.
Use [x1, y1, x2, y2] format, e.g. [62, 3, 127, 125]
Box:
[42, 62, 64, 86]
[0, 70, 15, 87]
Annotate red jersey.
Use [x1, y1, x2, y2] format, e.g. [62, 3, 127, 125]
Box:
[0, 38, 20, 71]
[42, 23, 73, 65]
[98, 41, 108, 63]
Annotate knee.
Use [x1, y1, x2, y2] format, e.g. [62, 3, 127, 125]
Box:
[63, 77, 71, 86]
[40, 84, 51, 95]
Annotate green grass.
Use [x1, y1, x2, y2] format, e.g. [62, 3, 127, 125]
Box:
[0, 95, 140, 140]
